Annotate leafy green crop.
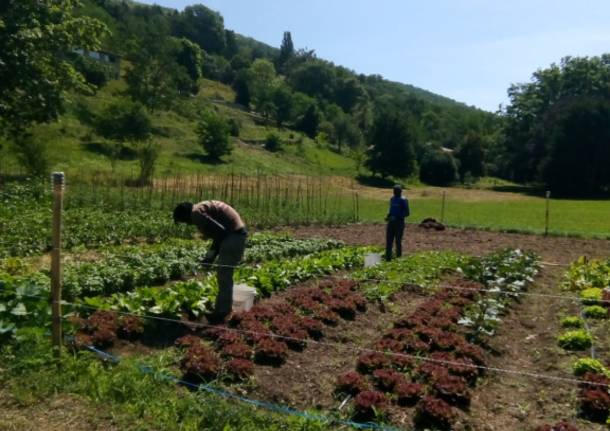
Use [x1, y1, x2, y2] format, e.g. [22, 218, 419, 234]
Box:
[557, 330, 592, 351]
[0, 272, 50, 340]
[580, 288, 603, 305]
[573, 357, 609, 377]
[563, 256, 610, 291]
[583, 305, 607, 319]
[560, 316, 585, 328]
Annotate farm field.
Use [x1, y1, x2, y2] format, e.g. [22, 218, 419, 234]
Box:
[2, 221, 610, 430]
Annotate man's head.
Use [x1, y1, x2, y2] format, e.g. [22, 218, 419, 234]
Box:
[393, 184, 402, 197]
[173, 202, 194, 224]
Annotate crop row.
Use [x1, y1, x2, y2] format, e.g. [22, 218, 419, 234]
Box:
[557, 256, 610, 427]
[82, 247, 370, 319]
[336, 248, 539, 428]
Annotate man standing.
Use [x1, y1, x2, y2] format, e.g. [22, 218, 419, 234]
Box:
[385, 185, 410, 260]
[173, 200, 247, 323]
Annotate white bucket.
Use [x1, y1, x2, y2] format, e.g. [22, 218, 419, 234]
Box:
[233, 284, 257, 312]
[364, 253, 382, 268]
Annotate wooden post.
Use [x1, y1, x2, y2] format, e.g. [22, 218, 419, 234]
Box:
[51, 172, 65, 359]
[440, 191, 446, 223]
[544, 190, 551, 236]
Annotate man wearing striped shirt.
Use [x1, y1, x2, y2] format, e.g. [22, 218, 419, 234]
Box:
[173, 200, 247, 323]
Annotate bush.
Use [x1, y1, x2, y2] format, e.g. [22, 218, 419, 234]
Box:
[560, 316, 584, 328]
[95, 98, 151, 142]
[196, 110, 232, 159]
[558, 330, 592, 351]
[11, 134, 50, 177]
[419, 150, 458, 186]
[584, 305, 608, 319]
[264, 133, 282, 152]
[573, 358, 608, 377]
[227, 118, 241, 137]
[132, 140, 161, 186]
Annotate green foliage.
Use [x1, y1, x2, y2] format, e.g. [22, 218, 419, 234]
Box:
[580, 288, 603, 305]
[174, 4, 227, 54]
[563, 257, 610, 291]
[264, 133, 282, 152]
[501, 55, 610, 195]
[227, 118, 241, 137]
[455, 133, 485, 183]
[94, 98, 152, 142]
[296, 104, 322, 139]
[560, 316, 584, 328]
[573, 358, 609, 377]
[278, 31, 295, 72]
[11, 134, 50, 177]
[366, 112, 417, 179]
[133, 140, 161, 186]
[196, 110, 232, 159]
[0, 273, 50, 341]
[583, 305, 607, 319]
[0, 0, 108, 137]
[557, 330, 592, 351]
[353, 251, 468, 301]
[419, 149, 458, 186]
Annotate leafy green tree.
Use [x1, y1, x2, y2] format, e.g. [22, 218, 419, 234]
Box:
[270, 83, 293, 128]
[0, 0, 108, 138]
[175, 38, 204, 85]
[329, 113, 363, 153]
[419, 150, 457, 186]
[196, 110, 232, 160]
[502, 55, 610, 184]
[366, 112, 417, 178]
[296, 104, 322, 139]
[125, 56, 183, 110]
[173, 4, 226, 54]
[288, 59, 337, 100]
[455, 133, 485, 182]
[132, 140, 161, 186]
[264, 133, 282, 152]
[540, 96, 610, 195]
[334, 75, 366, 112]
[224, 29, 238, 58]
[233, 69, 251, 108]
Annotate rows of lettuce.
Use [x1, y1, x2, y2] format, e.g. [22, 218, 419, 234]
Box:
[556, 257, 610, 426]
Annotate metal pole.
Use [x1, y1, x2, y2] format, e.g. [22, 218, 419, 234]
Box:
[544, 190, 551, 236]
[51, 172, 65, 359]
[440, 191, 446, 223]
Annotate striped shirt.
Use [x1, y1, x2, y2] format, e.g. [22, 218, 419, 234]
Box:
[191, 200, 245, 241]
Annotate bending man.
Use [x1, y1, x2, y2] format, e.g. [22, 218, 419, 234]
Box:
[173, 200, 247, 323]
[385, 185, 410, 260]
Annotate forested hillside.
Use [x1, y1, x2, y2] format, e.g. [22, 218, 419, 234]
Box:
[1, 0, 609, 196]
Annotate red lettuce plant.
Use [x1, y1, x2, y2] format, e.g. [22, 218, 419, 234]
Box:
[353, 390, 387, 421]
[415, 395, 457, 430]
[535, 422, 580, 431]
[395, 382, 424, 406]
[357, 352, 390, 374]
[579, 388, 610, 422]
[221, 342, 252, 359]
[118, 315, 144, 340]
[180, 344, 220, 381]
[433, 374, 470, 407]
[336, 371, 369, 396]
[224, 358, 254, 380]
[300, 317, 324, 339]
[254, 338, 288, 365]
[175, 335, 204, 350]
[372, 368, 407, 392]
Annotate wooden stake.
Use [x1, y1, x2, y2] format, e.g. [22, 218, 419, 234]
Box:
[440, 190, 446, 223]
[545, 190, 551, 236]
[51, 172, 65, 359]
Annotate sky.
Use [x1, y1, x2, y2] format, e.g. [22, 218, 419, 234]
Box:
[138, 0, 610, 111]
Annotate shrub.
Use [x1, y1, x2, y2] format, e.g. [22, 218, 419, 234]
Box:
[196, 110, 232, 159]
[573, 358, 608, 377]
[583, 305, 608, 319]
[560, 316, 584, 328]
[227, 118, 241, 137]
[132, 140, 160, 186]
[557, 330, 592, 351]
[419, 150, 458, 186]
[95, 98, 151, 142]
[264, 133, 282, 152]
[581, 288, 603, 305]
[11, 134, 50, 177]
[353, 391, 387, 421]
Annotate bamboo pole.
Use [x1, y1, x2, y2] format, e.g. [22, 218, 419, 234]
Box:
[51, 172, 65, 359]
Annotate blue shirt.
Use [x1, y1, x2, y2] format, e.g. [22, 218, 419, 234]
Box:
[388, 196, 410, 220]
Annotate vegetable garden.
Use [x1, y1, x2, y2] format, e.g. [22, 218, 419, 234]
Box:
[2, 181, 610, 430]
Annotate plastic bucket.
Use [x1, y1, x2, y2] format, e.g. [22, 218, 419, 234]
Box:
[233, 284, 257, 312]
[364, 253, 382, 268]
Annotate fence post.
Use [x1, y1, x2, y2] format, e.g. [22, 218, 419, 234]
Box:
[544, 190, 551, 236]
[440, 191, 446, 223]
[51, 172, 65, 359]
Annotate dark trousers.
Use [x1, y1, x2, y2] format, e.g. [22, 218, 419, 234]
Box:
[214, 231, 247, 317]
[385, 219, 405, 260]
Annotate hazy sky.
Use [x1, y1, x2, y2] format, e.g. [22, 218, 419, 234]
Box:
[138, 0, 610, 111]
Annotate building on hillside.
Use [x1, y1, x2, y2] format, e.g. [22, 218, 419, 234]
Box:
[74, 49, 121, 79]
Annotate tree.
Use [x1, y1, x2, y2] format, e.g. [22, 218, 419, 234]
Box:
[125, 56, 184, 110]
[455, 133, 485, 182]
[196, 110, 232, 160]
[224, 29, 238, 58]
[0, 0, 108, 138]
[296, 104, 322, 139]
[175, 38, 204, 89]
[540, 96, 610, 196]
[133, 140, 160, 186]
[233, 69, 251, 108]
[173, 5, 226, 54]
[501, 55, 610, 184]
[288, 59, 337, 100]
[278, 31, 294, 72]
[329, 113, 363, 153]
[270, 83, 293, 128]
[419, 150, 458, 186]
[366, 112, 417, 178]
